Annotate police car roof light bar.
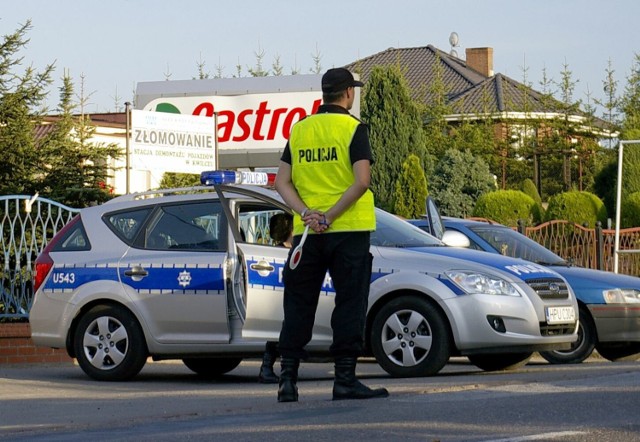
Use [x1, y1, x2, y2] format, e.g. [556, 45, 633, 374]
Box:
[200, 170, 276, 187]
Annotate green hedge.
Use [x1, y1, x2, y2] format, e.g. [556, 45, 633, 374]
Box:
[544, 191, 607, 227]
[621, 191, 640, 228]
[472, 190, 537, 226]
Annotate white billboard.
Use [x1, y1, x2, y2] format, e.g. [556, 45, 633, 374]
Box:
[135, 75, 361, 156]
[140, 92, 322, 152]
[130, 109, 217, 173]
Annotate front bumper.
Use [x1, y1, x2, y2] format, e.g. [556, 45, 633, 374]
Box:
[444, 292, 578, 352]
[588, 303, 640, 343]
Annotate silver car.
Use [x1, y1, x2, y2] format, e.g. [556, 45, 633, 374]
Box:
[30, 171, 578, 381]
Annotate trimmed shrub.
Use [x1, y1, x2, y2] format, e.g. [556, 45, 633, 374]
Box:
[520, 178, 542, 205]
[472, 190, 537, 227]
[621, 191, 640, 228]
[544, 191, 607, 227]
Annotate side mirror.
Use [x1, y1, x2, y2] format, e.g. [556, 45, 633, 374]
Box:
[442, 230, 471, 248]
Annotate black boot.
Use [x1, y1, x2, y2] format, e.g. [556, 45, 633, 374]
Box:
[277, 357, 299, 402]
[333, 357, 389, 400]
[258, 341, 279, 384]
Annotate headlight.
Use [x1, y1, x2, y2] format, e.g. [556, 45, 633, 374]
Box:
[603, 289, 640, 304]
[445, 270, 520, 297]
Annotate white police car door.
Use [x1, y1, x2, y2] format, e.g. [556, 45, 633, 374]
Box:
[236, 204, 334, 345]
[118, 200, 230, 344]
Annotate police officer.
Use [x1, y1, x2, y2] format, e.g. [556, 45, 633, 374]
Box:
[274, 67, 389, 402]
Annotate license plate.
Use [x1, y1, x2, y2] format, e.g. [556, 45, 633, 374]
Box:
[545, 306, 576, 324]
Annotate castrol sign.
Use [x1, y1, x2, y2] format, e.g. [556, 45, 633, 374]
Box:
[135, 74, 361, 168]
[141, 92, 322, 151]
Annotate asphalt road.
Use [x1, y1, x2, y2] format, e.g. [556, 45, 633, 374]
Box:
[1, 356, 639, 441]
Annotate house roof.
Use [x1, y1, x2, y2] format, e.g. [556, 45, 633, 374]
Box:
[448, 73, 553, 114]
[345, 45, 486, 105]
[344, 44, 611, 132]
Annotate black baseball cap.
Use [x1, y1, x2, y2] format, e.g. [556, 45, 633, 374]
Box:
[321, 68, 364, 93]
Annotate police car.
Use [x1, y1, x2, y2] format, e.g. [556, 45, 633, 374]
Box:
[30, 171, 578, 381]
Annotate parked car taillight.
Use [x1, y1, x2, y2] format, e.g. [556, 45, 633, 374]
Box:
[34, 253, 53, 292]
[33, 215, 82, 292]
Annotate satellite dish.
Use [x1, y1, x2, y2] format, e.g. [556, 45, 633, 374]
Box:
[450, 49, 459, 58]
[449, 32, 459, 47]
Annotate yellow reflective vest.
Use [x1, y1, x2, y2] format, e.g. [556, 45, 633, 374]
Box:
[289, 112, 375, 235]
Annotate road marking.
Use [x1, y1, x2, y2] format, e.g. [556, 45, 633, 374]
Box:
[486, 431, 587, 441]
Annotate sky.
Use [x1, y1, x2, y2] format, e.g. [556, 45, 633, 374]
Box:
[2, 0, 639, 114]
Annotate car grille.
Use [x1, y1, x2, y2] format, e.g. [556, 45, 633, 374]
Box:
[526, 278, 569, 299]
[539, 323, 576, 336]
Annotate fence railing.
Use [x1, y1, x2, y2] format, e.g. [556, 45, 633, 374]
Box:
[518, 220, 640, 276]
[1, 196, 80, 320]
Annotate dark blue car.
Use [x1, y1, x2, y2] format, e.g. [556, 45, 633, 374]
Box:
[409, 216, 640, 364]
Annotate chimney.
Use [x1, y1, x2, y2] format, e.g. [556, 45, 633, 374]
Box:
[465, 47, 494, 77]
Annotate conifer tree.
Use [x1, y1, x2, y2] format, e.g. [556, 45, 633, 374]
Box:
[38, 71, 121, 206]
[361, 65, 431, 211]
[393, 154, 428, 218]
[0, 20, 54, 194]
[620, 53, 640, 139]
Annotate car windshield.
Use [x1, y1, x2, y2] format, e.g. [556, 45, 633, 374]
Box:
[470, 225, 568, 266]
[371, 209, 443, 248]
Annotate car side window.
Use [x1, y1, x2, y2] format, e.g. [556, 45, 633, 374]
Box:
[51, 217, 91, 251]
[144, 201, 226, 251]
[238, 204, 289, 247]
[105, 208, 152, 244]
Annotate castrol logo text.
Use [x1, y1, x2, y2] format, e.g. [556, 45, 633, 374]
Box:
[145, 91, 322, 150]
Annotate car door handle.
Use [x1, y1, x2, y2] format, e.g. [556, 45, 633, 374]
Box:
[250, 263, 275, 272]
[124, 266, 149, 278]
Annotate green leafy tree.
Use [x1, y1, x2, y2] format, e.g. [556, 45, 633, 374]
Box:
[393, 154, 428, 218]
[159, 172, 201, 188]
[38, 71, 121, 206]
[592, 158, 618, 216]
[0, 20, 55, 194]
[430, 149, 495, 218]
[361, 64, 431, 211]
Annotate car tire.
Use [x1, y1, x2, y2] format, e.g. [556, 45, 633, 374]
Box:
[539, 306, 596, 364]
[595, 343, 640, 362]
[182, 357, 243, 377]
[73, 304, 148, 381]
[467, 352, 533, 371]
[370, 296, 450, 377]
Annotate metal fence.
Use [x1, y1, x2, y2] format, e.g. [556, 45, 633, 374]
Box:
[1, 195, 80, 320]
[519, 220, 640, 276]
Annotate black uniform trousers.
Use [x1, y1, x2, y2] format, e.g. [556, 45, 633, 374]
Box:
[278, 231, 372, 360]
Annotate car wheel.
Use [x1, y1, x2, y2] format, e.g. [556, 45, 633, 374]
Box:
[539, 306, 596, 364]
[595, 343, 640, 362]
[467, 352, 533, 371]
[370, 296, 450, 377]
[182, 357, 243, 377]
[73, 304, 148, 381]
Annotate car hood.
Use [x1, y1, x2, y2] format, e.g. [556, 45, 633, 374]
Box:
[407, 246, 563, 282]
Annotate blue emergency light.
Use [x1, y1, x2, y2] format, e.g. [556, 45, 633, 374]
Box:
[200, 170, 276, 187]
